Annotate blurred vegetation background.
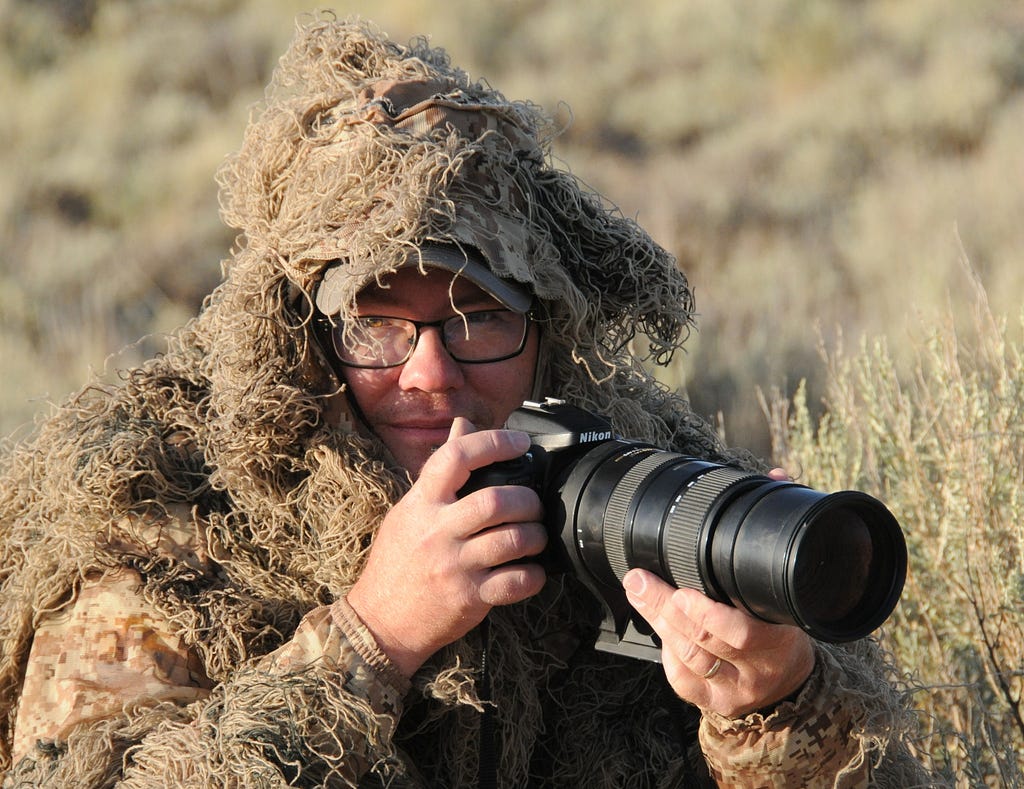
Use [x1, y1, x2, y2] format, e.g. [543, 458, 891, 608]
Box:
[3, 0, 1022, 453]
[2, 0, 1024, 782]
[766, 268, 1024, 785]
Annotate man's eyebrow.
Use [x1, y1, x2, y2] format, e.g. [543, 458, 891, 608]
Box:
[355, 293, 505, 312]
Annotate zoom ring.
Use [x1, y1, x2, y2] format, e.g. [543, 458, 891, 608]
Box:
[664, 466, 759, 591]
[603, 451, 684, 581]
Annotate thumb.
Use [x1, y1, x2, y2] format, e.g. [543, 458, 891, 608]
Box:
[623, 568, 672, 614]
[448, 416, 477, 440]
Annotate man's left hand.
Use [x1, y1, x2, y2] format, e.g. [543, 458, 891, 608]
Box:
[622, 568, 815, 717]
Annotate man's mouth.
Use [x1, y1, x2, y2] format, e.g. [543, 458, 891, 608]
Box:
[380, 420, 455, 445]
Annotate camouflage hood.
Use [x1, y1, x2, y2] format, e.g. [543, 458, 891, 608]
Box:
[0, 16, 738, 777]
[211, 14, 706, 417]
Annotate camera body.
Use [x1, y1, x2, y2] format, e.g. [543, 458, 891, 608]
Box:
[463, 398, 908, 662]
[461, 398, 661, 659]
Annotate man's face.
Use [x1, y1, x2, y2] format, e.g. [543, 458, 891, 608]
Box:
[340, 267, 539, 476]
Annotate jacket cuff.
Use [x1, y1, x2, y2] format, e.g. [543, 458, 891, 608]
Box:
[260, 600, 410, 724]
[330, 596, 412, 698]
[698, 642, 870, 788]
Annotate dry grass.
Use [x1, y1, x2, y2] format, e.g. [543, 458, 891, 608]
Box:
[767, 258, 1024, 785]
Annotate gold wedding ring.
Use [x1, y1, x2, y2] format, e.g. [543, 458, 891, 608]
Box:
[701, 657, 723, 680]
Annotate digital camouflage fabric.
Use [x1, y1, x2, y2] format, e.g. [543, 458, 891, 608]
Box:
[1, 14, 933, 787]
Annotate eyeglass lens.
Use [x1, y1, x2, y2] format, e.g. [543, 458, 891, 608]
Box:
[332, 310, 529, 368]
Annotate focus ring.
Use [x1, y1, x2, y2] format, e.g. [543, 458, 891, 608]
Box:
[603, 451, 684, 581]
[664, 466, 759, 592]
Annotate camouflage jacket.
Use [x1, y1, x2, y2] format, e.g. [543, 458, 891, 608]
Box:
[9, 567, 872, 787]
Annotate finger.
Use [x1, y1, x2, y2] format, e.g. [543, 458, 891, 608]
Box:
[767, 466, 791, 481]
[663, 588, 815, 714]
[419, 428, 531, 498]
[622, 570, 706, 653]
[457, 484, 542, 532]
[623, 571, 730, 676]
[459, 520, 548, 569]
[622, 568, 674, 616]
[669, 587, 768, 654]
[477, 561, 547, 607]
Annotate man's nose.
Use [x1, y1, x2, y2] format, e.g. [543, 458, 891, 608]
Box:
[397, 326, 465, 392]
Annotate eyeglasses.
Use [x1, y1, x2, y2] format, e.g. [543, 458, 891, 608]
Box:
[329, 309, 533, 368]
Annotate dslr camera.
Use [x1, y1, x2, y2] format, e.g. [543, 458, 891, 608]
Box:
[463, 399, 907, 662]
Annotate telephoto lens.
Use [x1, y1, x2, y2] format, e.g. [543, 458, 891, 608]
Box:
[470, 399, 909, 654]
[558, 440, 907, 643]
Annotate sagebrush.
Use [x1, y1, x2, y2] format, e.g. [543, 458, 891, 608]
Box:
[769, 264, 1024, 787]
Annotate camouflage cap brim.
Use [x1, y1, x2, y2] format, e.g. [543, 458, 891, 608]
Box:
[315, 241, 533, 315]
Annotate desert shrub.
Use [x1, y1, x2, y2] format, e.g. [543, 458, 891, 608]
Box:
[768, 262, 1024, 786]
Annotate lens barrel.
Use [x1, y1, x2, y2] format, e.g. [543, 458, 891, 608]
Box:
[558, 440, 907, 642]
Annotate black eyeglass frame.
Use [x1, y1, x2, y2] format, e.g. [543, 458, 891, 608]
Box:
[323, 309, 536, 369]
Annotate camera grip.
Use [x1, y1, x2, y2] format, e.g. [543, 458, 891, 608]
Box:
[457, 453, 536, 498]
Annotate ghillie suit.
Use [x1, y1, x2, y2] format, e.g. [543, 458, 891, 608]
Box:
[0, 15, 937, 788]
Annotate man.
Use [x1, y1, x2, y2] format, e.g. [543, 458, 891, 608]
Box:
[0, 15, 933, 788]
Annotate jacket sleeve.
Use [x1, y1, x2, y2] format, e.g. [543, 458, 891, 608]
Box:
[7, 569, 411, 787]
[697, 640, 938, 789]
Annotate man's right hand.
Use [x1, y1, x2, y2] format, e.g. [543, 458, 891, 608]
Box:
[345, 417, 548, 677]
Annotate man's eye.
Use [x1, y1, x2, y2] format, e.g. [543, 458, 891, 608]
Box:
[358, 317, 389, 330]
[464, 310, 505, 326]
